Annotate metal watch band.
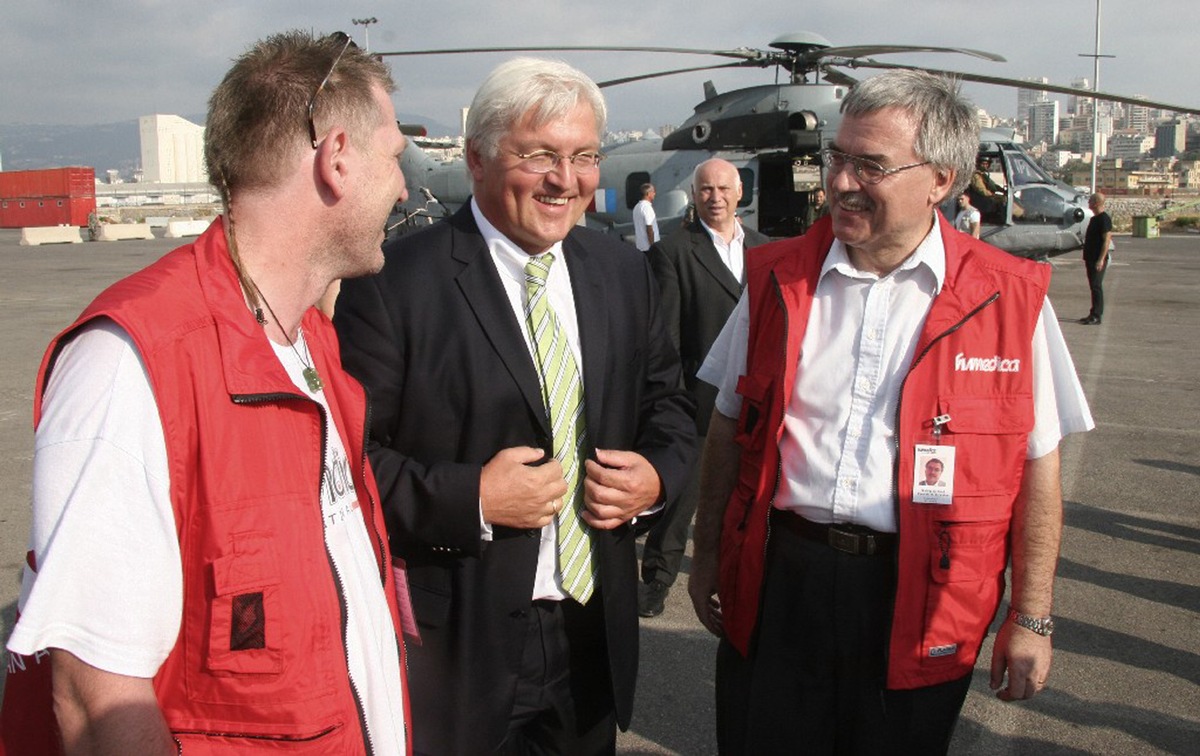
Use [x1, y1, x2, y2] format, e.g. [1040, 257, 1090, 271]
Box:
[1010, 608, 1055, 637]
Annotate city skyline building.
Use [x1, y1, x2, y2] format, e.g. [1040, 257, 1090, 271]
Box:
[1108, 132, 1155, 160]
[139, 114, 206, 184]
[1017, 77, 1050, 123]
[1154, 120, 1187, 157]
[1068, 76, 1091, 116]
[1028, 100, 1060, 147]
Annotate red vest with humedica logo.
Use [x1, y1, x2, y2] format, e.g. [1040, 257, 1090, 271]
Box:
[2, 222, 410, 754]
[720, 214, 1049, 689]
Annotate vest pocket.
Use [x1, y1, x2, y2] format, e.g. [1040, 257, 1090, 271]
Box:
[207, 533, 283, 675]
[938, 394, 1034, 500]
[173, 722, 345, 753]
[919, 519, 1008, 668]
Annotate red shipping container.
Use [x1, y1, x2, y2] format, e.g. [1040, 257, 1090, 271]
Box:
[0, 167, 96, 228]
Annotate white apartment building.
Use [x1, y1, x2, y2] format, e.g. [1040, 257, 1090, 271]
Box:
[1108, 132, 1156, 160]
[139, 114, 207, 184]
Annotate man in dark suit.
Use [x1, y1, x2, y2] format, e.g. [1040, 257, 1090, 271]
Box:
[334, 57, 696, 755]
[638, 158, 771, 617]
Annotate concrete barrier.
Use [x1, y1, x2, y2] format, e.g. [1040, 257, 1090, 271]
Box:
[95, 223, 155, 242]
[164, 219, 210, 238]
[19, 226, 83, 245]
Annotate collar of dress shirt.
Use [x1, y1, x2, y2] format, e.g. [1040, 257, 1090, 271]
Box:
[471, 197, 565, 282]
[699, 217, 744, 249]
[820, 211, 946, 293]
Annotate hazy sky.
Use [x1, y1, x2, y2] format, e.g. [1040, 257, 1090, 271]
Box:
[2, 0, 1197, 134]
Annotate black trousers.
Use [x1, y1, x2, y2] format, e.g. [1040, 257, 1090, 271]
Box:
[1085, 256, 1107, 319]
[715, 521, 971, 756]
[499, 597, 616, 756]
[640, 434, 704, 586]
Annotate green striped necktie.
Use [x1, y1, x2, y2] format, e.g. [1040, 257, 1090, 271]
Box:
[523, 253, 597, 604]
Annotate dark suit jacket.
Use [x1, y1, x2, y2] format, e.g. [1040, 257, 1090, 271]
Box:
[647, 220, 770, 434]
[334, 205, 696, 754]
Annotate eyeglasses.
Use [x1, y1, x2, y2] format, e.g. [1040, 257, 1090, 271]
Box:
[512, 150, 605, 175]
[307, 32, 356, 149]
[820, 148, 930, 185]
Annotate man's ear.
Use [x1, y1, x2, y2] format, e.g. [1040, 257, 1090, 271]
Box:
[929, 167, 955, 206]
[316, 127, 352, 200]
[465, 140, 486, 183]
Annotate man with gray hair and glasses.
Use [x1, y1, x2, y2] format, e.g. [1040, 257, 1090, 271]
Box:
[334, 57, 695, 754]
[688, 69, 1093, 754]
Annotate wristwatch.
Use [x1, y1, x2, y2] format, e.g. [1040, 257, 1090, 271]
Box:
[1009, 608, 1055, 637]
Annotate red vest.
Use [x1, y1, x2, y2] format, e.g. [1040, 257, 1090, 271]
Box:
[6, 222, 410, 754]
[720, 214, 1049, 689]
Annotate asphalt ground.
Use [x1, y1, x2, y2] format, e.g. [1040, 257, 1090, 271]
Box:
[0, 228, 1197, 754]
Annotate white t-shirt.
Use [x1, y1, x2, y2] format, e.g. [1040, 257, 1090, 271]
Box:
[9, 320, 407, 754]
[632, 198, 659, 252]
[954, 206, 982, 234]
[698, 224, 1094, 532]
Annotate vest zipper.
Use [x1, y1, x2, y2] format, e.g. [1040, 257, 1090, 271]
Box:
[232, 389, 376, 754]
[883, 290, 1000, 676]
[359, 382, 412, 746]
[316, 403, 375, 755]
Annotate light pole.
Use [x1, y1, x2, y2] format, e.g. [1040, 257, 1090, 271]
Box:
[1079, 0, 1114, 192]
[352, 17, 378, 52]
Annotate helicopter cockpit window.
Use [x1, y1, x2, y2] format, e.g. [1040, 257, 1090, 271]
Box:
[624, 171, 651, 210]
[737, 168, 754, 208]
[1012, 186, 1070, 225]
[1005, 149, 1055, 187]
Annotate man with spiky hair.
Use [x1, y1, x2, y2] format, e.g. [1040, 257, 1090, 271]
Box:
[2, 30, 412, 755]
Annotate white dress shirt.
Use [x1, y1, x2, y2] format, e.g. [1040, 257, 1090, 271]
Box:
[700, 218, 747, 283]
[471, 199, 579, 601]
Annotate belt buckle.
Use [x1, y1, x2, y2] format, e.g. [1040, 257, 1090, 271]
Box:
[827, 526, 864, 555]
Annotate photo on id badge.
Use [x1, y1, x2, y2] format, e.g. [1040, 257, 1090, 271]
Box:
[913, 444, 954, 505]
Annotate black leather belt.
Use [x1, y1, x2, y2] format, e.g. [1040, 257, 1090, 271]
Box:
[771, 508, 896, 556]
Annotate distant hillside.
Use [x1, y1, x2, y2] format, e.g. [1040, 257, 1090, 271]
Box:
[0, 112, 455, 177]
[0, 121, 143, 175]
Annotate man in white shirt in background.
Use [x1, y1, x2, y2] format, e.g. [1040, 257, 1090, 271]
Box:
[632, 182, 660, 251]
[954, 191, 982, 238]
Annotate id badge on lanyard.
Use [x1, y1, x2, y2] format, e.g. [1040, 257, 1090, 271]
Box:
[913, 414, 954, 505]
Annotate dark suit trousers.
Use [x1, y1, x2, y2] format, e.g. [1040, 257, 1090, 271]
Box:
[1084, 257, 1107, 319]
[715, 519, 971, 755]
[499, 596, 617, 756]
[641, 433, 705, 586]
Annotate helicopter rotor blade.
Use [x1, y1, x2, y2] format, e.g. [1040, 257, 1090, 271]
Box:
[596, 61, 756, 89]
[820, 68, 859, 88]
[836, 59, 1200, 115]
[807, 45, 1005, 64]
[373, 44, 768, 61]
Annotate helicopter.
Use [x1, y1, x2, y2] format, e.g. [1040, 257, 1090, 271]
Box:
[381, 33, 1200, 257]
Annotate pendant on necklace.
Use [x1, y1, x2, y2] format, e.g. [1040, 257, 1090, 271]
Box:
[303, 366, 324, 393]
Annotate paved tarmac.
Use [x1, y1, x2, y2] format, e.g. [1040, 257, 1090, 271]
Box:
[0, 228, 1197, 754]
